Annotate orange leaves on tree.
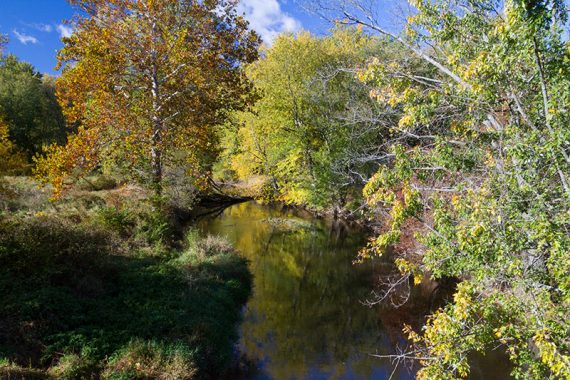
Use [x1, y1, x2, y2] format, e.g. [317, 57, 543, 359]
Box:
[39, 0, 260, 197]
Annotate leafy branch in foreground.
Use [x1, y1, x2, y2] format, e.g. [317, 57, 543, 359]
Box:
[320, 0, 570, 378]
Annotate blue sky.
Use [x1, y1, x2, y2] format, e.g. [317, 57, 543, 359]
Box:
[0, 0, 75, 75]
[0, 0, 325, 76]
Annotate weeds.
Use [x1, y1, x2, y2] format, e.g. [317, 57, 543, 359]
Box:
[102, 340, 197, 380]
[0, 184, 251, 379]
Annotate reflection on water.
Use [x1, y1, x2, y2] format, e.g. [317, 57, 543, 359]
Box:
[197, 202, 511, 380]
[197, 202, 411, 379]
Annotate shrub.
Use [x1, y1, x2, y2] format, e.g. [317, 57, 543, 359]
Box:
[48, 353, 99, 380]
[0, 118, 29, 176]
[92, 175, 118, 191]
[133, 209, 173, 245]
[102, 340, 196, 380]
[78, 175, 118, 191]
[95, 206, 134, 236]
[194, 235, 235, 261]
[0, 215, 251, 378]
[0, 216, 113, 278]
[0, 359, 49, 379]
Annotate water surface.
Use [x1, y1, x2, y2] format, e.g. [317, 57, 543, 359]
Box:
[197, 201, 511, 380]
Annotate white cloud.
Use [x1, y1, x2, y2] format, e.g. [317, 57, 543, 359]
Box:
[238, 0, 302, 44]
[56, 24, 73, 38]
[13, 30, 38, 45]
[32, 23, 53, 33]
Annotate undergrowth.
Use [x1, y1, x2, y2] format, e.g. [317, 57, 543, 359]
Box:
[0, 176, 251, 379]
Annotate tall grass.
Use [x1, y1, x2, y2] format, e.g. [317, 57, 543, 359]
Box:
[0, 211, 251, 378]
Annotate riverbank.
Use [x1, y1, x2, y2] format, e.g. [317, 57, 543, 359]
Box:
[213, 177, 376, 228]
[0, 176, 252, 379]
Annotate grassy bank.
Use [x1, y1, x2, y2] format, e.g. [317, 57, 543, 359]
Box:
[0, 177, 251, 379]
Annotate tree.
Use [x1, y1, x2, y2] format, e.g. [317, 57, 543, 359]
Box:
[316, 0, 570, 378]
[36, 0, 260, 198]
[0, 55, 66, 158]
[0, 116, 27, 175]
[0, 34, 25, 174]
[218, 28, 397, 209]
[0, 34, 7, 53]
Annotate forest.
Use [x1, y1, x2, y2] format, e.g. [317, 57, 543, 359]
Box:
[0, 0, 569, 379]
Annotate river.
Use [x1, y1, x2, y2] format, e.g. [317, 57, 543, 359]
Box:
[197, 201, 512, 380]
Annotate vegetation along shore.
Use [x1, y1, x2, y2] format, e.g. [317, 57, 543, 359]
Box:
[1, 0, 569, 378]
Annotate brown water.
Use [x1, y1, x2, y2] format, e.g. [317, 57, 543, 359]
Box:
[197, 201, 512, 380]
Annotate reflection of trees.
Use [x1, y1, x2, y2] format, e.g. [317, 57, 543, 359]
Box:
[198, 202, 512, 380]
[198, 202, 403, 379]
[241, 231, 385, 379]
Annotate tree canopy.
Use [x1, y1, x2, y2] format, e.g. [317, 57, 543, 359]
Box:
[333, 0, 570, 378]
[0, 34, 7, 53]
[0, 55, 66, 158]
[36, 0, 260, 198]
[3, 0, 570, 378]
[218, 28, 400, 209]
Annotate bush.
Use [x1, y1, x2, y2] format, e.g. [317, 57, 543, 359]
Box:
[48, 353, 99, 380]
[0, 216, 114, 278]
[133, 209, 173, 245]
[0, 216, 251, 378]
[103, 340, 196, 380]
[194, 235, 235, 261]
[95, 206, 134, 236]
[78, 175, 118, 191]
[0, 358, 49, 379]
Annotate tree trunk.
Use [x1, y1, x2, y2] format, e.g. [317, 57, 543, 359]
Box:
[150, 20, 162, 198]
[150, 72, 163, 197]
[151, 124, 162, 197]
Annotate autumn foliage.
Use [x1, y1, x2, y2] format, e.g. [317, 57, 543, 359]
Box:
[0, 117, 27, 175]
[36, 0, 260, 197]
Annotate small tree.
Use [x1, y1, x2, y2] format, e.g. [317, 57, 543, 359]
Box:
[36, 0, 260, 198]
[0, 116, 27, 175]
[0, 56, 67, 158]
[0, 34, 7, 53]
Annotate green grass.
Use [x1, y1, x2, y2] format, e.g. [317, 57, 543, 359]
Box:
[0, 214, 251, 379]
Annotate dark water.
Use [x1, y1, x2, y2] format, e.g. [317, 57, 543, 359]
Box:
[197, 201, 511, 380]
